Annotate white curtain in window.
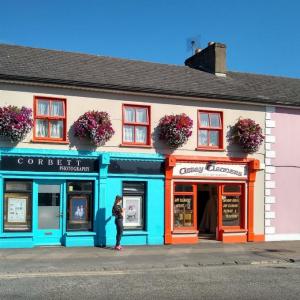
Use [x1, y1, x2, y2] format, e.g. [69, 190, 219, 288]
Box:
[209, 131, 219, 146]
[210, 113, 221, 127]
[198, 130, 208, 146]
[199, 113, 209, 127]
[50, 121, 63, 138]
[123, 125, 134, 142]
[51, 101, 64, 116]
[136, 108, 147, 123]
[135, 126, 147, 143]
[36, 120, 48, 137]
[38, 100, 49, 115]
[125, 107, 135, 122]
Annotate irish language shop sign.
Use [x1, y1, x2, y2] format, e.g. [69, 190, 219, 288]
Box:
[0, 156, 99, 173]
[173, 162, 248, 178]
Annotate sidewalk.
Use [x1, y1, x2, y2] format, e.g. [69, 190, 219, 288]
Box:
[0, 241, 300, 275]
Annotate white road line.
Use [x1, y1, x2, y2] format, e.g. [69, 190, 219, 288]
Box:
[0, 267, 185, 280]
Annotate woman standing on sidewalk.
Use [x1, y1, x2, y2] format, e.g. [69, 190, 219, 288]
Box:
[112, 195, 124, 250]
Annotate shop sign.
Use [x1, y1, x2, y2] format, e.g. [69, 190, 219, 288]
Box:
[173, 162, 248, 178]
[0, 156, 99, 173]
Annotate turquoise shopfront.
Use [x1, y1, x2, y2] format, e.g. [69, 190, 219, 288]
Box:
[0, 148, 164, 248]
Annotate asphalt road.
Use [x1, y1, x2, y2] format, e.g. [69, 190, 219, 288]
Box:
[1, 262, 300, 300]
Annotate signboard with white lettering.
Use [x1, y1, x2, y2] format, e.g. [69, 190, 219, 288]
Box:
[173, 163, 248, 179]
[0, 156, 99, 173]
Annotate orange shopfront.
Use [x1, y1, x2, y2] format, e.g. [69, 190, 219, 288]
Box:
[164, 155, 262, 244]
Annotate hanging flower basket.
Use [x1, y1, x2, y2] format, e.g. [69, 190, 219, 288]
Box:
[158, 113, 193, 148]
[230, 118, 264, 154]
[73, 111, 114, 146]
[0, 105, 33, 142]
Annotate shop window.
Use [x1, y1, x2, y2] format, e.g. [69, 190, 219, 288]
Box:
[173, 183, 196, 229]
[122, 182, 145, 230]
[221, 184, 243, 227]
[3, 180, 33, 232]
[67, 181, 94, 231]
[34, 96, 66, 142]
[197, 110, 223, 149]
[122, 105, 150, 145]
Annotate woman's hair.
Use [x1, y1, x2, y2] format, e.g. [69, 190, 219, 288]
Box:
[114, 195, 122, 206]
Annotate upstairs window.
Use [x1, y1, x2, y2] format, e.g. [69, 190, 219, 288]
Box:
[34, 97, 66, 142]
[198, 111, 223, 149]
[122, 105, 150, 145]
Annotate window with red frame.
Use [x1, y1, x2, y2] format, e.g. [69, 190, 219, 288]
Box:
[122, 105, 150, 145]
[198, 111, 223, 148]
[34, 97, 66, 141]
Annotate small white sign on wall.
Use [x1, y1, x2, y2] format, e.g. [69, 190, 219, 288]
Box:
[173, 163, 248, 178]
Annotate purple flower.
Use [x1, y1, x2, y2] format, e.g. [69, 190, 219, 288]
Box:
[73, 111, 114, 146]
[0, 106, 33, 142]
[158, 113, 193, 148]
[230, 118, 264, 154]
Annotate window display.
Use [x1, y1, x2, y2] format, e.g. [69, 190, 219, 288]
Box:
[67, 181, 93, 231]
[174, 195, 194, 227]
[122, 182, 145, 229]
[222, 195, 240, 227]
[4, 180, 32, 232]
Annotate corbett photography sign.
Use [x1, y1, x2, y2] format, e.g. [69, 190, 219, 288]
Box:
[0, 156, 99, 173]
[173, 162, 248, 178]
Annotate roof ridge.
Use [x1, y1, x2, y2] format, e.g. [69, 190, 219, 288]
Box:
[0, 43, 187, 70]
[229, 70, 300, 81]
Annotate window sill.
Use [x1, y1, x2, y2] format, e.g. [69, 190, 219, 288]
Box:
[1, 232, 33, 237]
[173, 229, 198, 234]
[120, 144, 152, 148]
[66, 231, 96, 236]
[31, 139, 69, 145]
[123, 230, 148, 236]
[221, 228, 247, 233]
[195, 147, 225, 152]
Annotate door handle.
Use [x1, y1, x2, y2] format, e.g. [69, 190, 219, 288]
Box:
[56, 213, 63, 217]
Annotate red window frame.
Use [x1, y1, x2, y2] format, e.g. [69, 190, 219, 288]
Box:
[219, 183, 245, 231]
[173, 183, 197, 231]
[122, 104, 151, 146]
[197, 110, 223, 150]
[33, 96, 67, 142]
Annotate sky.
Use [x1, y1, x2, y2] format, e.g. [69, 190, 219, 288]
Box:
[0, 0, 300, 78]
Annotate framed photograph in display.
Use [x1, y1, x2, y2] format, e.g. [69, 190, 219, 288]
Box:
[69, 196, 88, 224]
[123, 196, 142, 228]
[6, 196, 28, 224]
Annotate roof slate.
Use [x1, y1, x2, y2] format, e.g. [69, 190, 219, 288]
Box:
[0, 44, 300, 106]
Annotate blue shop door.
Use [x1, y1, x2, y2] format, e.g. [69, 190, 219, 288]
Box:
[35, 182, 64, 245]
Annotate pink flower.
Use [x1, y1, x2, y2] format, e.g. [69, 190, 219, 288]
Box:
[74, 110, 114, 146]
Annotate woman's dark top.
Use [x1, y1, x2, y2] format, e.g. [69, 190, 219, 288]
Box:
[112, 204, 123, 219]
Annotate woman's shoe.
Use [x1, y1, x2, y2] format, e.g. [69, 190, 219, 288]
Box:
[114, 245, 122, 251]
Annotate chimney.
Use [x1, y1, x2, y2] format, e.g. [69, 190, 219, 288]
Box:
[185, 42, 227, 77]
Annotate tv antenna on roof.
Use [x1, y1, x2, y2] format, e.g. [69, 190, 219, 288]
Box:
[186, 35, 202, 55]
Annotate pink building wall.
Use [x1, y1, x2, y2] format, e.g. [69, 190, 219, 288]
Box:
[269, 108, 300, 238]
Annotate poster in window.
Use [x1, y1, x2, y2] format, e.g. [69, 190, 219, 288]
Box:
[174, 195, 193, 227]
[123, 196, 142, 227]
[222, 195, 240, 226]
[70, 196, 88, 223]
[7, 197, 27, 223]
